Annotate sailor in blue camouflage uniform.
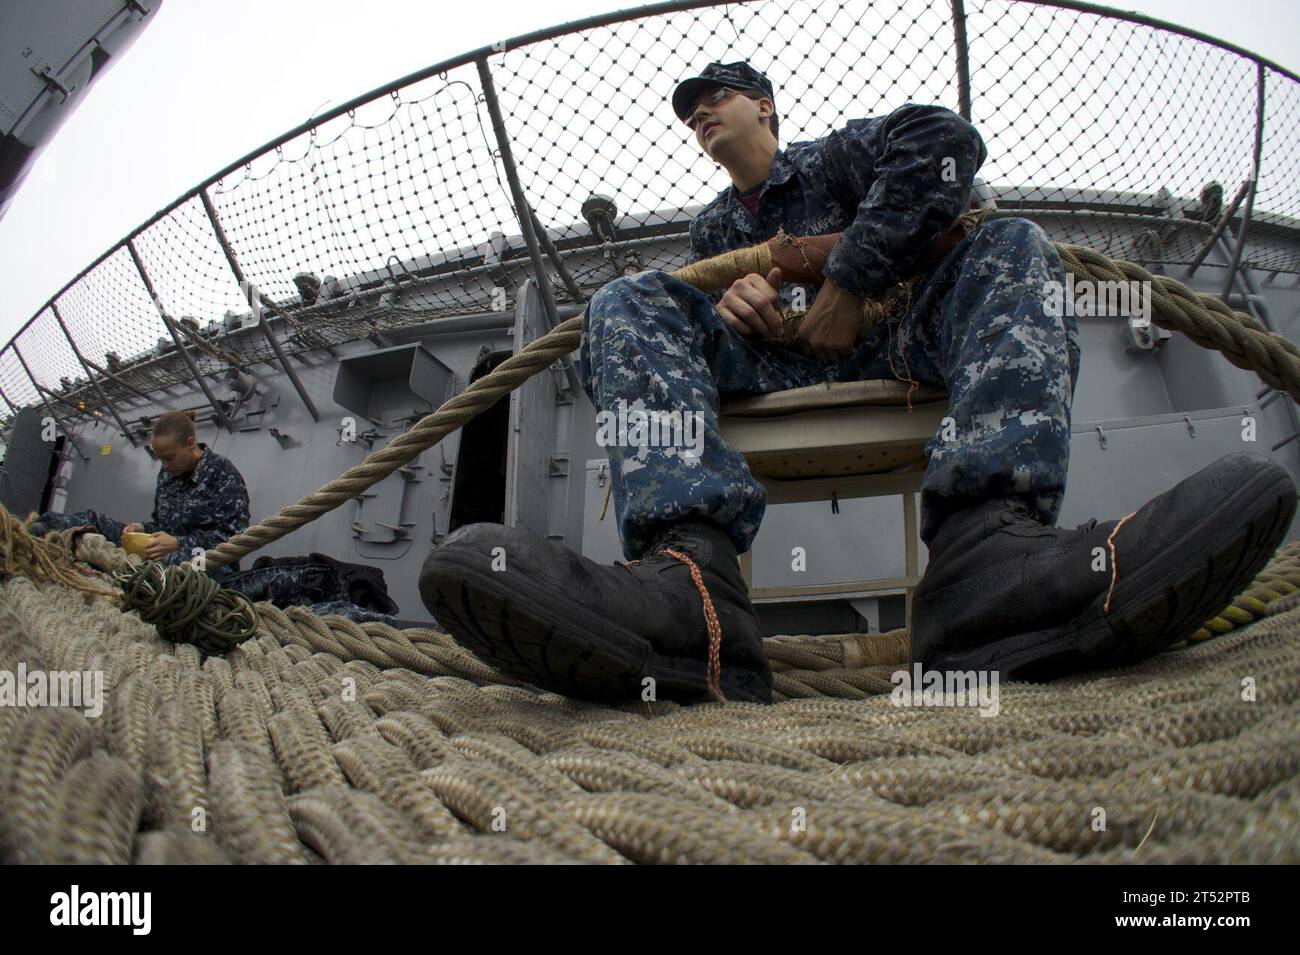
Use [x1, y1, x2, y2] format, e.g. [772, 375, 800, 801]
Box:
[34, 410, 250, 573]
[36, 414, 405, 622]
[582, 62, 1077, 557]
[421, 61, 1294, 703]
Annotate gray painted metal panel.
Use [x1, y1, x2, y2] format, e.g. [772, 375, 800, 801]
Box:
[1070, 315, 1173, 422]
[583, 460, 622, 565]
[0, 0, 124, 134]
[505, 279, 600, 547]
[1060, 406, 1286, 538]
[333, 343, 452, 425]
[505, 278, 556, 540]
[750, 495, 915, 589]
[0, 406, 58, 516]
[1, 0, 158, 219]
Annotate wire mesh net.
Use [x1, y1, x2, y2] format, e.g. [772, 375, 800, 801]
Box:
[50, 245, 208, 410]
[1257, 65, 1300, 272]
[3, 0, 1298, 429]
[0, 342, 40, 419]
[9, 312, 86, 419]
[206, 66, 520, 338]
[968, 0, 1261, 263]
[131, 196, 257, 367]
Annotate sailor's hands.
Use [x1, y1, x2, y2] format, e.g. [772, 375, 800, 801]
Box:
[144, 532, 179, 560]
[123, 522, 144, 534]
[718, 268, 784, 337]
[795, 278, 865, 361]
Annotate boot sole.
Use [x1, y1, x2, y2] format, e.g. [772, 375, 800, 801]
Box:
[927, 458, 1297, 680]
[420, 540, 772, 704]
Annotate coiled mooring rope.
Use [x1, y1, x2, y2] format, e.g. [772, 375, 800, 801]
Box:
[3, 556, 1300, 864]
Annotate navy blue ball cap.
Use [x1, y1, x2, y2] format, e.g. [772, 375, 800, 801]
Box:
[672, 61, 775, 122]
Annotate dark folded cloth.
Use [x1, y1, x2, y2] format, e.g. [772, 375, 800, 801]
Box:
[222, 552, 403, 623]
[306, 599, 409, 628]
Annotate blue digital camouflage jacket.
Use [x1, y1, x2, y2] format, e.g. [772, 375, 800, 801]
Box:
[686, 103, 987, 302]
[142, 444, 250, 564]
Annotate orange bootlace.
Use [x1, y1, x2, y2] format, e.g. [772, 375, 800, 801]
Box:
[1103, 510, 1138, 615]
[625, 548, 725, 702]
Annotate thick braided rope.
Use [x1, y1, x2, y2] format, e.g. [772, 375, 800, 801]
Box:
[1056, 244, 1300, 400]
[202, 240, 1300, 568]
[1189, 540, 1300, 642]
[2, 555, 1299, 863]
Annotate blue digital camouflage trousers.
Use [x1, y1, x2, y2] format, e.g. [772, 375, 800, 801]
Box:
[579, 217, 1080, 559]
[35, 508, 237, 578]
[36, 509, 128, 544]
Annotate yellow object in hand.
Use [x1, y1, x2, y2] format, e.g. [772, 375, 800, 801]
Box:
[121, 532, 152, 557]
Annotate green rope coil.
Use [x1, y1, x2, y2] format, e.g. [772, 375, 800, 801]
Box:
[113, 561, 257, 655]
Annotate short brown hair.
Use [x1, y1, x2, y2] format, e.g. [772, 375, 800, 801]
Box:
[153, 410, 197, 444]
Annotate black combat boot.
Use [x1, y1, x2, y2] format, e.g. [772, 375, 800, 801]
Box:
[419, 520, 773, 704]
[911, 452, 1296, 679]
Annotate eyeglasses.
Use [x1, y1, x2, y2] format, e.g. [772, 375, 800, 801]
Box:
[685, 88, 742, 129]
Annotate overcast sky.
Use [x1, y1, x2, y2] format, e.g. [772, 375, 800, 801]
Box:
[2, 0, 1297, 345]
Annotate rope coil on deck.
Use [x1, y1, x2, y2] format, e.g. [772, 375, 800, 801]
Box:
[113, 561, 257, 655]
[1, 523, 1299, 864]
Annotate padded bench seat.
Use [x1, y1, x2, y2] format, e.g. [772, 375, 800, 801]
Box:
[718, 379, 951, 614]
[720, 379, 949, 488]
